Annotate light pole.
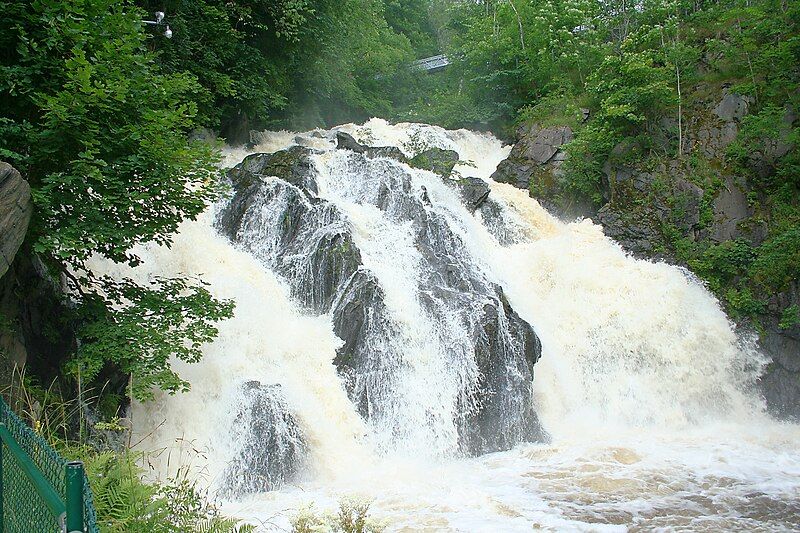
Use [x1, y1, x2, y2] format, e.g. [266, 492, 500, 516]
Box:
[142, 11, 172, 39]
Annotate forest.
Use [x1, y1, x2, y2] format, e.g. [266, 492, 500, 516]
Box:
[0, 0, 798, 530]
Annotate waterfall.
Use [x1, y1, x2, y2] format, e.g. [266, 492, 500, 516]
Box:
[90, 118, 800, 531]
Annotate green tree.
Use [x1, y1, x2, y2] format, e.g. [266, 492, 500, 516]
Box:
[0, 0, 233, 401]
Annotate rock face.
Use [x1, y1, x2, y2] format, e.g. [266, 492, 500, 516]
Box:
[491, 86, 799, 418]
[594, 89, 772, 257]
[458, 287, 542, 453]
[0, 163, 66, 392]
[0, 162, 32, 279]
[758, 281, 800, 421]
[0, 253, 76, 390]
[490, 124, 583, 216]
[219, 381, 306, 498]
[218, 146, 545, 456]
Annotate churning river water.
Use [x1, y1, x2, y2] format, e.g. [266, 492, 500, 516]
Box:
[92, 119, 800, 532]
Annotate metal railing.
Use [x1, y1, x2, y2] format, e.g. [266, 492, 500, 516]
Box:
[412, 54, 450, 72]
[0, 398, 98, 532]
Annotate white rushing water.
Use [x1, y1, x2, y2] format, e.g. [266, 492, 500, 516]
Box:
[93, 118, 800, 532]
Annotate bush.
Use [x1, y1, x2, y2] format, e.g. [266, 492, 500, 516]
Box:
[292, 500, 384, 533]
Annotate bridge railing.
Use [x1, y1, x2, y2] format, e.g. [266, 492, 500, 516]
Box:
[0, 396, 99, 532]
[412, 54, 450, 72]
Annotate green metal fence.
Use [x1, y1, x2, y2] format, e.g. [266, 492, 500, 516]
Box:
[0, 397, 99, 533]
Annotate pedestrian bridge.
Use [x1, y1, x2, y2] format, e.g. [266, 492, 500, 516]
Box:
[413, 54, 450, 72]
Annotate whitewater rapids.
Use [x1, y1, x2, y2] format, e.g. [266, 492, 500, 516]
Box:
[92, 119, 800, 532]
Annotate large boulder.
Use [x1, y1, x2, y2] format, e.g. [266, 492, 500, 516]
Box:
[447, 176, 491, 212]
[409, 148, 459, 177]
[336, 131, 367, 153]
[491, 125, 573, 189]
[336, 131, 408, 163]
[757, 281, 800, 421]
[0, 163, 32, 279]
[219, 381, 306, 498]
[458, 287, 544, 454]
[713, 91, 751, 121]
[491, 124, 582, 217]
[228, 145, 319, 195]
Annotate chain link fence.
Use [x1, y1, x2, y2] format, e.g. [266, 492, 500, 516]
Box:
[0, 397, 99, 532]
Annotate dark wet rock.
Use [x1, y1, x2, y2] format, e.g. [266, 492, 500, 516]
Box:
[219, 150, 361, 313]
[0, 162, 32, 279]
[365, 145, 408, 163]
[458, 287, 545, 455]
[331, 270, 398, 417]
[336, 131, 367, 153]
[477, 200, 526, 246]
[220, 381, 306, 498]
[408, 195, 546, 454]
[449, 177, 491, 212]
[336, 131, 408, 163]
[488, 156, 534, 190]
[228, 146, 319, 196]
[222, 146, 546, 456]
[409, 148, 459, 177]
[490, 124, 577, 216]
[596, 204, 665, 257]
[758, 282, 800, 421]
[321, 154, 544, 453]
[760, 324, 800, 419]
[420, 185, 431, 206]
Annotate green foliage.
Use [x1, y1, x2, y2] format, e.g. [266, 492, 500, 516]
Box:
[138, 0, 422, 132]
[0, 0, 234, 402]
[70, 449, 253, 533]
[560, 124, 618, 207]
[384, 0, 439, 56]
[517, 93, 588, 130]
[751, 227, 800, 293]
[1, 0, 221, 264]
[779, 305, 800, 330]
[69, 276, 234, 402]
[437, 0, 798, 329]
[292, 500, 384, 533]
[588, 50, 676, 133]
[0, 312, 15, 336]
[6, 376, 249, 532]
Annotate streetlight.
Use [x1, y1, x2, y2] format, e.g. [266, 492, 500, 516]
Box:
[142, 10, 172, 39]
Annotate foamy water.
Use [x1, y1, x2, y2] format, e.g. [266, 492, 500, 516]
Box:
[91, 118, 800, 532]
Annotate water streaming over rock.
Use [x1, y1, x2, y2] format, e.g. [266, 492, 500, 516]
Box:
[91, 119, 800, 531]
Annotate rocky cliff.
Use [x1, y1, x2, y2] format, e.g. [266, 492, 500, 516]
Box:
[0, 162, 31, 279]
[0, 163, 77, 396]
[492, 88, 800, 420]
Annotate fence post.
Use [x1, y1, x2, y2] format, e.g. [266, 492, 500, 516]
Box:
[0, 433, 4, 533]
[65, 462, 84, 533]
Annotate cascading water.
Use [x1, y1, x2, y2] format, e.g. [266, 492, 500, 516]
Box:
[92, 118, 800, 531]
